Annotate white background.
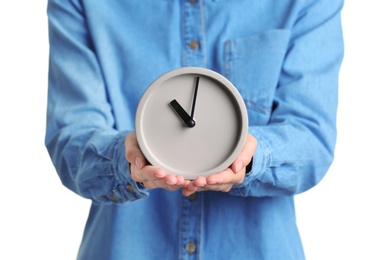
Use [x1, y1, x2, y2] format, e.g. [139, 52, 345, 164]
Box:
[0, 1, 380, 259]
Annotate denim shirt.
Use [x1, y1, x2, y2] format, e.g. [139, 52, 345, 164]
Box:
[45, 0, 344, 259]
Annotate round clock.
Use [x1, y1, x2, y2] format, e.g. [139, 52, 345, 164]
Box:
[135, 67, 248, 180]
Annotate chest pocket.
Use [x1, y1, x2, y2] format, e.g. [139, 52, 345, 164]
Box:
[224, 29, 291, 126]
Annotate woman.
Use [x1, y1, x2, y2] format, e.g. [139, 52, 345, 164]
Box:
[45, 0, 344, 259]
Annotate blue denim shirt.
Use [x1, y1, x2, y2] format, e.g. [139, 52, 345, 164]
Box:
[45, 0, 344, 259]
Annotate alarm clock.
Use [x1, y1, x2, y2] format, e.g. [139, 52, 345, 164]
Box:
[135, 67, 248, 180]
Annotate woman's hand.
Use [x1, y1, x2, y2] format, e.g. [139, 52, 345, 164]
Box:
[125, 132, 189, 191]
[125, 132, 257, 195]
[182, 134, 257, 196]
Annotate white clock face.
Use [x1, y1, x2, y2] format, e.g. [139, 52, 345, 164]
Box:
[135, 67, 248, 180]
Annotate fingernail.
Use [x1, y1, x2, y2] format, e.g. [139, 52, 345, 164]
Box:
[135, 157, 142, 169]
[154, 169, 165, 178]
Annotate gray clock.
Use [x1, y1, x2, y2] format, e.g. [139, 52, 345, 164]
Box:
[135, 67, 248, 180]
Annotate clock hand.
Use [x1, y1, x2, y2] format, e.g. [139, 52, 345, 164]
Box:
[190, 76, 200, 119]
[170, 99, 196, 128]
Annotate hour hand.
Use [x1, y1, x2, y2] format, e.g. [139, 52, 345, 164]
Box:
[169, 99, 196, 128]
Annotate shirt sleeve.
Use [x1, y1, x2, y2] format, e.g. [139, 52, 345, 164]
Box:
[45, 0, 148, 204]
[230, 0, 344, 197]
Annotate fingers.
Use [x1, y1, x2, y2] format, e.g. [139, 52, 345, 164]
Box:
[130, 162, 184, 191]
[182, 134, 257, 196]
[206, 168, 242, 185]
[125, 133, 257, 194]
[182, 168, 245, 196]
[125, 132, 185, 191]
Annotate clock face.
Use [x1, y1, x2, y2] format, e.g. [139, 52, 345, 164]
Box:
[135, 67, 248, 180]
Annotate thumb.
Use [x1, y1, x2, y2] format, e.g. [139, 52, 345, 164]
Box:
[125, 132, 147, 169]
[232, 134, 257, 173]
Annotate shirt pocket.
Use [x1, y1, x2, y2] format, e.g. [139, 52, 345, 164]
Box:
[224, 29, 291, 125]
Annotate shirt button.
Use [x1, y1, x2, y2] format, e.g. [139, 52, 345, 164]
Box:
[189, 0, 196, 3]
[110, 195, 118, 203]
[126, 183, 135, 193]
[189, 40, 200, 50]
[188, 192, 197, 201]
[185, 242, 196, 255]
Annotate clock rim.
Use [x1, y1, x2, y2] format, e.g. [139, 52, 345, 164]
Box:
[135, 67, 248, 179]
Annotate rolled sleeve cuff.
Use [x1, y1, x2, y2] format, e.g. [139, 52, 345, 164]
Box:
[94, 130, 149, 204]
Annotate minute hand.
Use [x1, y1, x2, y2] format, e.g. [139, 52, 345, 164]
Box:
[190, 76, 200, 119]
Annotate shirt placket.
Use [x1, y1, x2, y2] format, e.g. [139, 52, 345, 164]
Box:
[179, 1, 205, 259]
[182, 0, 206, 67]
[179, 192, 203, 260]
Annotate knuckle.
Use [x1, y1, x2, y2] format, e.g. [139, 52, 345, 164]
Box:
[144, 182, 154, 190]
[222, 186, 232, 192]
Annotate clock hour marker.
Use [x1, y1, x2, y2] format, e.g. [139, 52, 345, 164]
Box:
[170, 99, 196, 128]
